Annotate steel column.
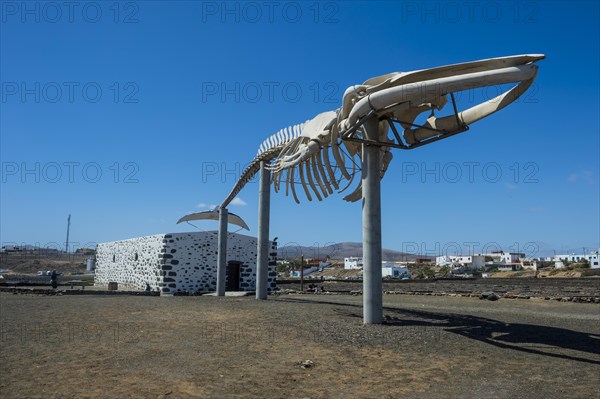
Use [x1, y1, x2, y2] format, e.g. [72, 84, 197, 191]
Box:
[256, 161, 271, 299]
[362, 116, 383, 324]
[216, 207, 228, 296]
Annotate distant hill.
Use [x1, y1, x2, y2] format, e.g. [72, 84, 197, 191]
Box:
[0, 252, 87, 274]
[277, 242, 430, 261]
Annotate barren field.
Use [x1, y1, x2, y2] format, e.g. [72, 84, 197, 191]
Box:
[0, 293, 598, 399]
[280, 278, 600, 302]
[0, 253, 88, 275]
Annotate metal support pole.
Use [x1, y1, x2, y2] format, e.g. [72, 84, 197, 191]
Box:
[362, 116, 383, 324]
[216, 207, 228, 296]
[300, 255, 304, 292]
[256, 161, 271, 300]
[65, 214, 71, 254]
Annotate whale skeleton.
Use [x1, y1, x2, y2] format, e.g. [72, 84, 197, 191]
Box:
[219, 54, 544, 208]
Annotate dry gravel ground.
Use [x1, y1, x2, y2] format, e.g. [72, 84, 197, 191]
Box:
[0, 253, 88, 275]
[0, 293, 598, 399]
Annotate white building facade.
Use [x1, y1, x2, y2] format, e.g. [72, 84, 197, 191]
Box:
[382, 265, 409, 278]
[344, 257, 363, 269]
[493, 252, 525, 264]
[95, 232, 277, 295]
[435, 255, 485, 270]
[553, 250, 600, 269]
[343, 257, 410, 277]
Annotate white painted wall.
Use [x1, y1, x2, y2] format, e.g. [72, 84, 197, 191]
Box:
[344, 257, 363, 269]
[435, 255, 485, 269]
[382, 266, 409, 278]
[553, 251, 600, 268]
[95, 231, 276, 295]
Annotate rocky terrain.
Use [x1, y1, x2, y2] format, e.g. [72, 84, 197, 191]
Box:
[278, 278, 600, 303]
[0, 293, 598, 398]
[0, 253, 88, 275]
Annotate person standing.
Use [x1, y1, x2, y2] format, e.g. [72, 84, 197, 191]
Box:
[50, 270, 58, 289]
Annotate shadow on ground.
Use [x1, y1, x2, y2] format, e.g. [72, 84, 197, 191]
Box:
[277, 297, 600, 365]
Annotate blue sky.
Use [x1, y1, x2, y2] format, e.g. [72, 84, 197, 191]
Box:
[1, 1, 598, 257]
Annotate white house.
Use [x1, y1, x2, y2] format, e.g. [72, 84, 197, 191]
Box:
[554, 261, 565, 269]
[590, 251, 600, 268]
[486, 251, 525, 264]
[435, 255, 485, 270]
[435, 256, 452, 266]
[95, 232, 277, 295]
[553, 250, 600, 269]
[497, 264, 521, 271]
[344, 257, 363, 270]
[520, 258, 538, 271]
[382, 264, 409, 278]
[456, 255, 485, 270]
[343, 257, 410, 277]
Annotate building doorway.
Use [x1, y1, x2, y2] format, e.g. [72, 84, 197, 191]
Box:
[226, 261, 242, 291]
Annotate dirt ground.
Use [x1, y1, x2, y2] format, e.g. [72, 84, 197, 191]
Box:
[0, 293, 598, 399]
[280, 278, 600, 301]
[0, 253, 88, 275]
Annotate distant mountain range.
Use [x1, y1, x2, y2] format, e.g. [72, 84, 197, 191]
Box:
[277, 242, 430, 261]
[276, 241, 600, 261]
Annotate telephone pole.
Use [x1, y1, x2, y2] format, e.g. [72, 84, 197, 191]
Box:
[300, 255, 304, 292]
[65, 214, 71, 254]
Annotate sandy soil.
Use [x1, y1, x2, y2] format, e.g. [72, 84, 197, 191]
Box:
[0, 253, 88, 275]
[0, 293, 598, 399]
[280, 278, 600, 301]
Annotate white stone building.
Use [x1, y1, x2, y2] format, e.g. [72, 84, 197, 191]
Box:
[553, 250, 600, 269]
[435, 256, 453, 266]
[497, 264, 521, 271]
[435, 255, 485, 270]
[344, 257, 363, 269]
[95, 231, 277, 295]
[382, 264, 409, 278]
[487, 251, 525, 264]
[343, 257, 410, 277]
[519, 258, 539, 271]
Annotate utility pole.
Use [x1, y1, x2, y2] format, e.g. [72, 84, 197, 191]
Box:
[216, 208, 228, 296]
[300, 255, 304, 292]
[65, 214, 71, 254]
